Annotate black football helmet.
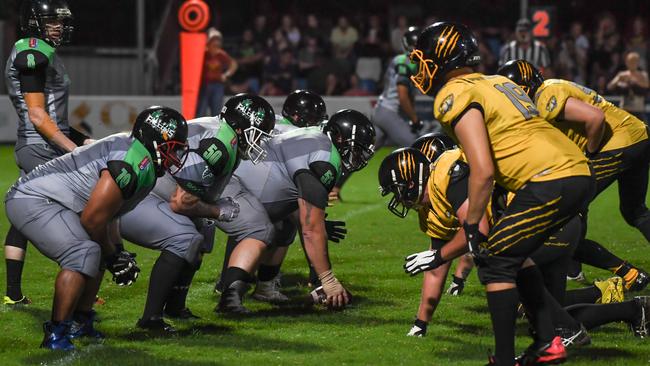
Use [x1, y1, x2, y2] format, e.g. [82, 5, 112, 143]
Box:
[497, 59, 545, 98]
[410, 22, 481, 96]
[402, 26, 420, 53]
[378, 147, 431, 218]
[323, 109, 376, 173]
[411, 133, 457, 163]
[282, 90, 328, 127]
[221, 93, 275, 164]
[132, 106, 189, 177]
[20, 0, 73, 47]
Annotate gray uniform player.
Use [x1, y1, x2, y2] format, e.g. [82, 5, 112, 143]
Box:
[119, 94, 275, 331]
[4, 106, 189, 350]
[216, 109, 375, 313]
[372, 26, 422, 148]
[3, 0, 86, 306]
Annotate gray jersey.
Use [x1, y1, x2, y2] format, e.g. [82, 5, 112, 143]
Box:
[233, 126, 341, 221]
[273, 114, 299, 134]
[5, 38, 70, 149]
[152, 116, 239, 203]
[7, 133, 157, 215]
[376, 53, 417, 113]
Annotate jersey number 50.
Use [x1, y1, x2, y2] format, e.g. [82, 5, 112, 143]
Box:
[494, 82, 540, 119]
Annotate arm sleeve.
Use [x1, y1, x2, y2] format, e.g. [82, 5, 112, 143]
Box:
[395, 60, 412, 87]
[14, 50, 49, 93]
[293, 170, 329, 209]
[446, 161, 470, 212]
[106, 161, 138, 200]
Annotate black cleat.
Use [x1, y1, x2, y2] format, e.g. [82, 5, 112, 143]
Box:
[164, 307, 200, 320]
[630, 296, 649, 338]
[556, 324, 591, 348]
[216, 280, 251, 314]
[136, 317, 176, 333]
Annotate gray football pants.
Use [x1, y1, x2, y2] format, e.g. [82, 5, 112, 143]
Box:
[5, 196, 102, 277]
[371, 104, 419, 149]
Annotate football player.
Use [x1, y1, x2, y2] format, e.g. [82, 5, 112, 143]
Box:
[215, 109, 375, 313]
[3, 0, 89, 306]
[408, 22, 594, 365]
[379, 148, 650, 345]
[119, 94, 274, 332]
[498, 59, 650, 291]
[4, 106, 189, 350]
[275, 89, 328, 133]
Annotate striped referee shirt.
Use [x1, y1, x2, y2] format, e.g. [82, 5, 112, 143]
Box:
[498, 40, 551, 68]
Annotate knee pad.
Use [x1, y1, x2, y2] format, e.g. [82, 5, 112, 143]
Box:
[5, 226, 28, 249]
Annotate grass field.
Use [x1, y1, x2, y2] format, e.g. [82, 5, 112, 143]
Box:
[0, 144, 648, 366]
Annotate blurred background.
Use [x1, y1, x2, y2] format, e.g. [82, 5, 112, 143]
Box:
[0, 0, 649, 139]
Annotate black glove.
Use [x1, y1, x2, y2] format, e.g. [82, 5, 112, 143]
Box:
[463, 222, 488, 265]
[325, 219, 347, 243]
[105, 250, 140, 286]
[409, 119, 423, 134]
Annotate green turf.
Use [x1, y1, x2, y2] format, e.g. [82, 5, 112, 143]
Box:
[0, 144, 648, 365]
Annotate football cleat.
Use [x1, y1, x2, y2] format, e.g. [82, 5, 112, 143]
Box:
[252, 275, 289, 304]
[594, 277, 625, 304]
[485, 354, 521, 366]
[41, 321, 75, 351]
[68, 310, 105, 340]
[164, 307, 200, 320]
[624, 267, 649, 292]
[566, 271, 587, 283]
[407, 324, 426, 337]
[446, 280, 464, 296]
[214, 279, 224, 294]
[3, 295, 31, 306]
[630, 296, 649, 338]
[216, 280, 251, 314]
[518, 336, 567, 365]
[556, 324, 591, 348]
[136, 317, 177, 333]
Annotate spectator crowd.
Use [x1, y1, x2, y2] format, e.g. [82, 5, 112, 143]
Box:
[214, 12, 649, 104]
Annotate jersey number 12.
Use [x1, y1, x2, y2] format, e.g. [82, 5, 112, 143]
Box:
[494, 82, 540, 119]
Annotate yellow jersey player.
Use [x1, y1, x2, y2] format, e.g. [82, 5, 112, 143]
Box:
[498, 60, 650, 291]
[408, 22, 594, 366]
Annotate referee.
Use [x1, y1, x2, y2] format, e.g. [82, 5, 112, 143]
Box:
[499, 19, 551, 73]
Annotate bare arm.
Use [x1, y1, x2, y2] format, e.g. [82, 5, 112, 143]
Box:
[224, 59, 239, 80]
[453, 108, 494, 225]
[562, 97, 605, 154]
[80, 170, 124, 257]
[169, 185, 221, 218]
[25, 93, 77, 152]
[606, 72, 623, 91]
[397, 84, 419, 123]
[298, 198, 329, 274]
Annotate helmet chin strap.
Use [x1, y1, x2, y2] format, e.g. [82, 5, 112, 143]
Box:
[152, 140, 162, 168]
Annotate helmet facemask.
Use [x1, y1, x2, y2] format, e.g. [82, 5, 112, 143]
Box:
[34, 7, 73, 47]
[380, 168, 426, 218]
[153, 140, 189, 176]
[340, 142, 375, 173]
[241, 126, 272, 164]
[409, 49, 440, 96]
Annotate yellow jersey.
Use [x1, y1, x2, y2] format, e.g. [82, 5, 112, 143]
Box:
[535, 79, 648, 152]
[417, 149, 465, 241]
[434, 73, 591, 192]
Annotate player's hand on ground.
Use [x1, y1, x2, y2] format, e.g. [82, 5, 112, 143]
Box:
[319, 270, 351, 309]
[404, 249, 444, 276]
[215, 197, 240, 222]
[105, 250, 140, 286]
[325, 217, 347, 243]
[407, 319, 428, 337]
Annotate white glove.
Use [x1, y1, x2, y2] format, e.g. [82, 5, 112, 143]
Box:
[215, 197, 240, 222]
[407, 319, 428, 337]
[404, 249, 444, 276]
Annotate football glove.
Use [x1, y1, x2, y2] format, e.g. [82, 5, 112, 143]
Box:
[105, 250, 140, 286]
[404, 249, 444, 276]
[446, 275, 465, 296]
[215, 197, 240, 222]
[407, 318, 428, 337]
[325, 218, 347, 243]
[463, 222, 488, 264]
[409, 119, 423, 134]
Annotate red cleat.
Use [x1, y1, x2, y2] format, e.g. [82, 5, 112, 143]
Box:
[519, 336, 567, 365]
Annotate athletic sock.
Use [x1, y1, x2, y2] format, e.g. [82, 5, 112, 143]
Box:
[517, 266, 555, 343]
[141, 251, 186, 320]
[565, 300, 639, 329]
[257, 265, 281, 282]
[222, 267, 253, 289]
[165, 262, 198, 313]
[487, 288, 518, 366]
[218, 237, 239, 284]
[6, 259, 25, 300]
[574, 239, 624, 271]
[563, 286, 601, 306]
